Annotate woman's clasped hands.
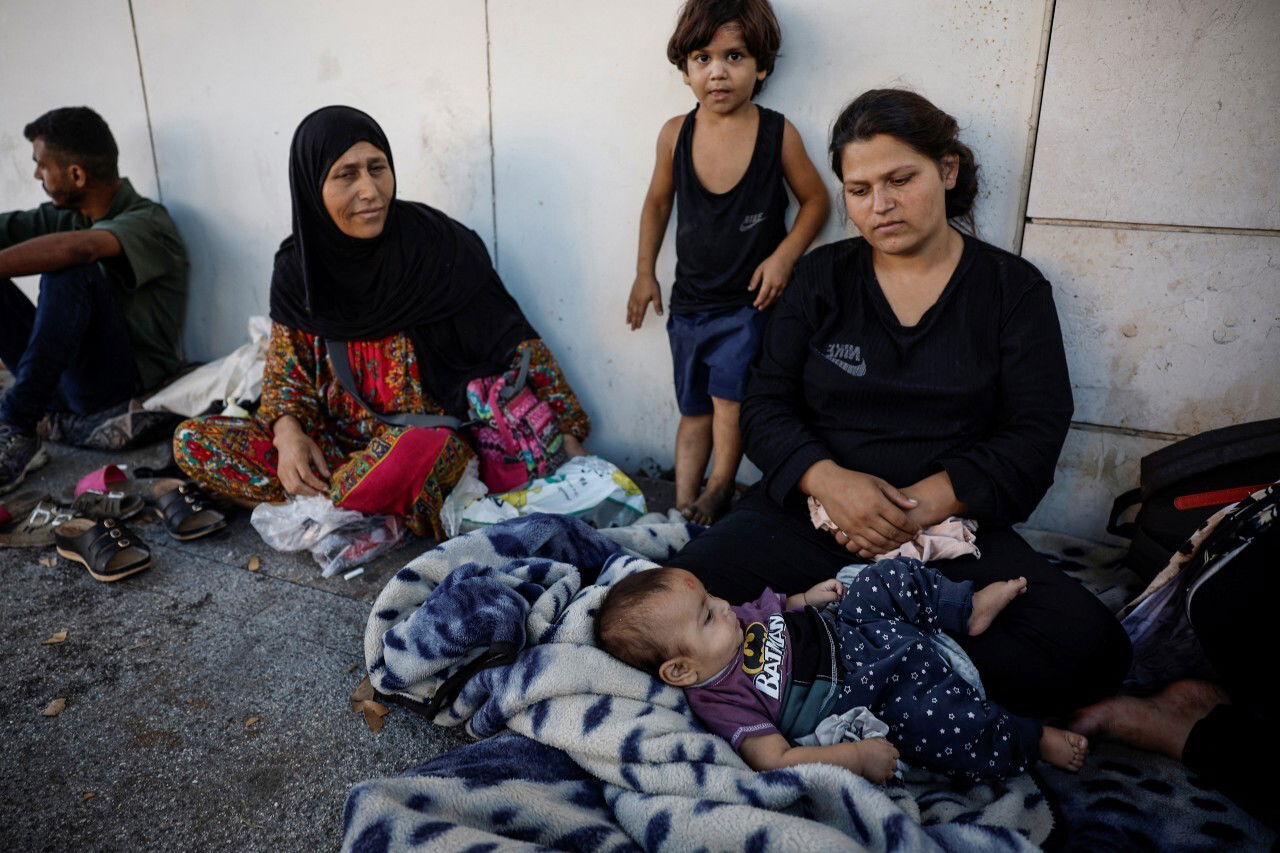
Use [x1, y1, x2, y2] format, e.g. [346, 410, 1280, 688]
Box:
[801, 460, 920, 559]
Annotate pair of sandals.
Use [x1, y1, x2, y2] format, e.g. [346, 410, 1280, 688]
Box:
[3, 475, 227, 582]
[56, 479, 229, 581]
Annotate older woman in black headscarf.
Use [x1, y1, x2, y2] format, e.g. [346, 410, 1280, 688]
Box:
[173, 106, 589, 538]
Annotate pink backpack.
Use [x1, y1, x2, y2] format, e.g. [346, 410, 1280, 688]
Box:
[326, 341, 565, 494]
[465, 348, 566, 492]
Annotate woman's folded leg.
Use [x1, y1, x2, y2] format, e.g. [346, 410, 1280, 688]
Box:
[173, 416, 289, 503]
[330, 426, 473, 539]
[935, 527, 1132, 717]
[667, 489, 854, 600]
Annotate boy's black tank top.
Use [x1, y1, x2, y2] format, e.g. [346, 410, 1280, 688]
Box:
[671, 104, 789, 314]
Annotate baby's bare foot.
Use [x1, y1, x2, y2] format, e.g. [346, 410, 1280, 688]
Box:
[967, 577, 1027, 635]
[1040, 726, 1088, 772]
[688, 485, 733, 526]
[1070, 679, 1229, 760]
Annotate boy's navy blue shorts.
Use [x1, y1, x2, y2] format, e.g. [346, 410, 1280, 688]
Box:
[666, 305, 768, 416]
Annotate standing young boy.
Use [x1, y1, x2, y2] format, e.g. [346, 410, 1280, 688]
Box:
[626, 0, 828, 524]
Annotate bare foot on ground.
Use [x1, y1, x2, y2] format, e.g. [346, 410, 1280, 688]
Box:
[1069, 679, 1229, 760]
[1040, 726, 1088, 772]
[687, 484, 733, 526]
[967, 577, 1027, 636]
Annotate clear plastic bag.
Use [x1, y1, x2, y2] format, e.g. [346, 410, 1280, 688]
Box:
[250, 496, 405, 577]
[312, 514, 405, 576]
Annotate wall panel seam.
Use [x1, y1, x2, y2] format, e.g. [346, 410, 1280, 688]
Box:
[484, 0, 499, 267]
[126, 0, 162, 201]
[1028, 217, 1280, 238]
[1013, 0, 1056, 255]
[1069, 420, 1186, 442]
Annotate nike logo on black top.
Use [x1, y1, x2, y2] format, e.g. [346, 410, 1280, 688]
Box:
[822, 343, 866, 377]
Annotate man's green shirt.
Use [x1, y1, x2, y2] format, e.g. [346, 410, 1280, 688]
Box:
[0, 178, 189, 390]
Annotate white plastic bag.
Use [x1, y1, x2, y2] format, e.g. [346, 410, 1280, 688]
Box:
[250, 496, 405, 576]
[144, 315, 271, 416]
[439, 459, 489, 539]
[440, 455, 647, 537]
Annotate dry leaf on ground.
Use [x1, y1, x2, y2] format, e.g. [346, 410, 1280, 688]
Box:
[244, 715, 261, 729]
[361, 701, 389, 733]
[82, 792, 97, 801]
[246, 556, 261, 572]
[349, 676, 389, 732]
[349, 675, 374, 711]
[38, 556, 57, 568]
[42, 630, 68, 645]
[41, 698, 68, 717]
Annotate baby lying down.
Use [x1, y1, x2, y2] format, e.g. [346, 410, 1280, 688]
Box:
[595, 560, 1087, 783]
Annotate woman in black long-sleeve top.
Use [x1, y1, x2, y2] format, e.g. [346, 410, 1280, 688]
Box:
[668, 89, 1131, 717]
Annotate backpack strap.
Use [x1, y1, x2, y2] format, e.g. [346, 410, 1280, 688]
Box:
[1107, 487, 1142, 538]
[324, 339, 463, 430]
[498, 346, 533, 403]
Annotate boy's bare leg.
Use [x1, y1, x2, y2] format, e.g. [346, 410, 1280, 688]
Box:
[688, 397, 741, 525]
[675, 413, 713, 519]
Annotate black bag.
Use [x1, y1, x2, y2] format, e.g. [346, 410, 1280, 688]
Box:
[1107, 418, 1280, 581]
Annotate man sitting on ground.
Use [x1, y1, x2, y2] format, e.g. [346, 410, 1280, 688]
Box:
[0, 107, 188, 493]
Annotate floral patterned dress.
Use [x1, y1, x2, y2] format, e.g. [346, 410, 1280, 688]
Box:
[173, 322, 589, 538]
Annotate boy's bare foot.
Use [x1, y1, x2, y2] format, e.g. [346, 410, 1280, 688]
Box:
[1070, 679, 1229, 760]
[967, 576, 1027, 636]
[1040, 726, 1088, 772]
[687, 484, 733, 526]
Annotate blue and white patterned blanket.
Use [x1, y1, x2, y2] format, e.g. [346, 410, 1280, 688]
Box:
[346, 514, 1053, 851]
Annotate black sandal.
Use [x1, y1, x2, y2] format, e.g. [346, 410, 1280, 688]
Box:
[54, 517, 152, 582]
[152, 479, 228, 541]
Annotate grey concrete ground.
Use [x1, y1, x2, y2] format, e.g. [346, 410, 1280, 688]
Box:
[1, 441, 676, 851]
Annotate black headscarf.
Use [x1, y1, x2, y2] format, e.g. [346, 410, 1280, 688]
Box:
[269, 105, 536, 416]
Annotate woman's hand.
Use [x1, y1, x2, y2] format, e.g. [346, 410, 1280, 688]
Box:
[626, 273, 663, 330]
[272, 415, 331, 497]
[562, 433, 588, 458]
[800, 461, 920, 559]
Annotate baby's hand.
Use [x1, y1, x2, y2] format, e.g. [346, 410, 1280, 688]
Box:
[851, 738, 900, 784]
[803, 578, 845, 607]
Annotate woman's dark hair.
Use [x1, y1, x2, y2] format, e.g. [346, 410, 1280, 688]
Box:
[23, 106, 119, 183]
[829, 89, 979, 231]
[667, 0, 781, 97]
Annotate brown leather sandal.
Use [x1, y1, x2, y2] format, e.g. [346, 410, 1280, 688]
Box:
[0, 499, 75, 548]
[54, 517, 152, 582]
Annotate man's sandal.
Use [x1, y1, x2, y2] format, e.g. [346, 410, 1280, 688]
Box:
[54, 517, 152, 582]
[0, 499, 76, 548]
[0, 490, 53, 527]
[152, 479, 227, 541]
